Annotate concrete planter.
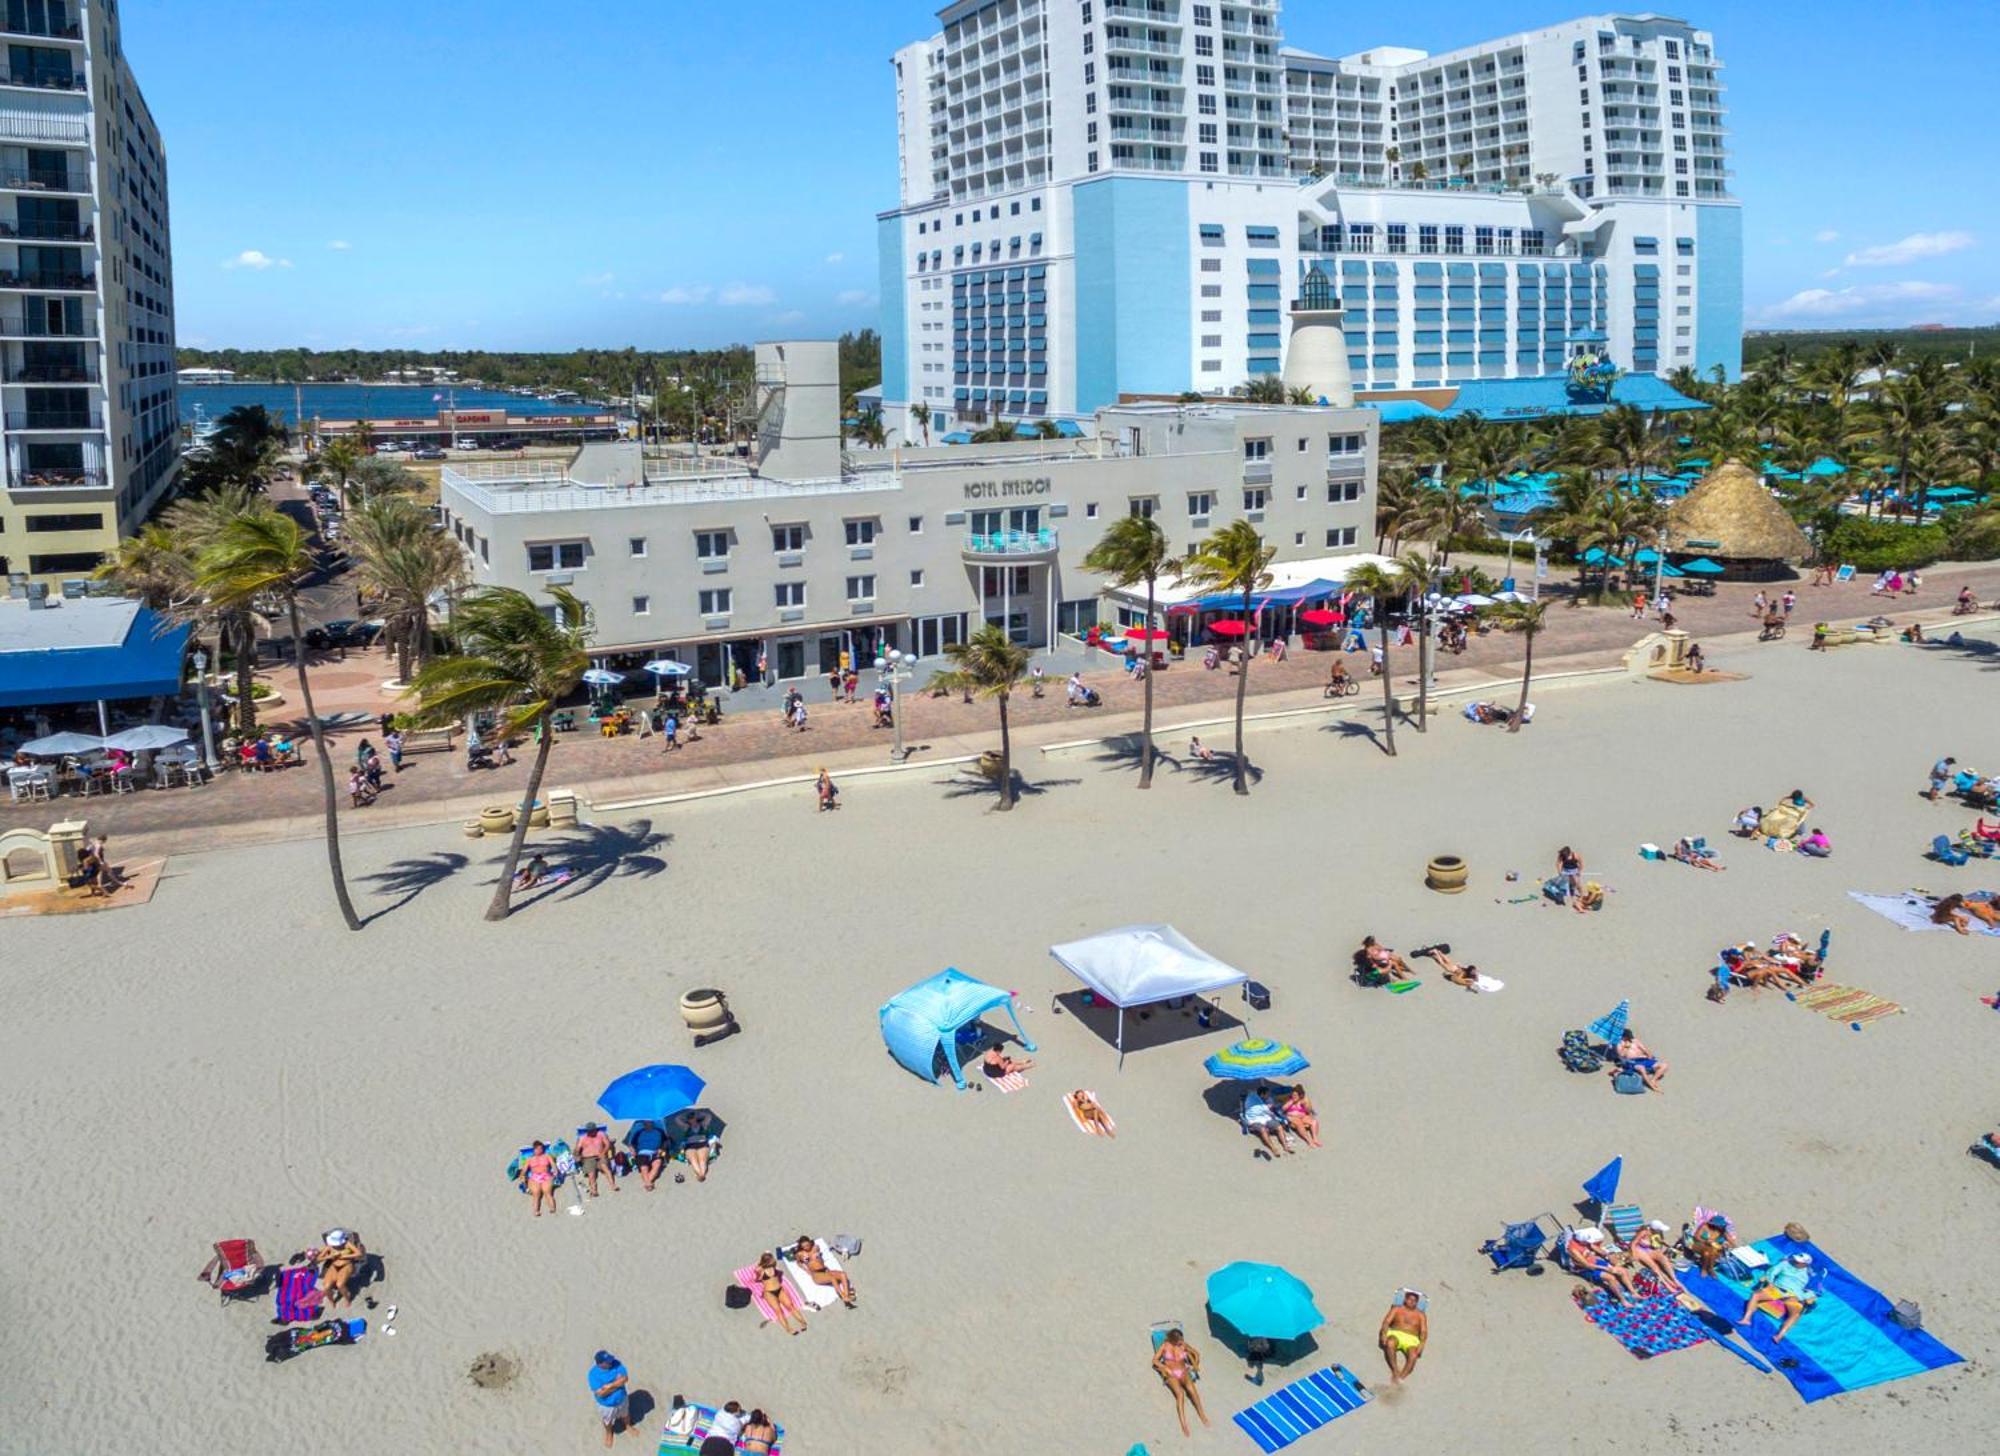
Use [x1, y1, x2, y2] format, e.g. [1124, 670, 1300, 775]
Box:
[478, 806, 516, 835]
[1425, 854, 1469, 894]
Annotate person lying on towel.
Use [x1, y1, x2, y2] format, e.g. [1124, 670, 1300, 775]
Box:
[982, 1046, 1034, 1077]
[1068, 1089, 1116, 1137]
[1738, 1251, 1816, 1342]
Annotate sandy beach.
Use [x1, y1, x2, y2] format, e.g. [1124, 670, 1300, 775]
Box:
[4, 628, 1999, 1455]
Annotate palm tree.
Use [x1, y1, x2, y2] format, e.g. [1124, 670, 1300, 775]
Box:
[310, 434, 363, 511]
[848, 406, 888, 448]
[1373, 467, 1427, 553]
[1499, 598, 1548, 733]
[164, 485, 269, 732]
[93, 524, 191, 611]
[1342, 560, 1401, 757]
[195, 508, 362, 932]
[1286, 385, 1317, 406]
[1596, 403, 1663, 490]
[971, 419, 1017, 443]
[1178, 520, 1274, 794]
[1034, 419, 1062, 440]
[346, 496, 466, 682]
[926, 624, 1032, 810]
[912, 400, 932, 446]
[1082, 514, 1172, 788]
[1241, 374, 1287, 404]
[1537, 470, 1605, 602]
[406, 586, 590, 918]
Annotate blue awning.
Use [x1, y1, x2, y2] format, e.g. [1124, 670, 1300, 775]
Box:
[1053, 419, 1085, 437]
[941, 430, 972, 444]
[0, 605, 192, 709]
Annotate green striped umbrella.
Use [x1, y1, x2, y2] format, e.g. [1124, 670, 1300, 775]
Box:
[1203, 1038, 1309, 1081]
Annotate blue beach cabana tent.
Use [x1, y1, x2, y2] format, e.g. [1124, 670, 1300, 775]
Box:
[880, 967, 1035, 1089]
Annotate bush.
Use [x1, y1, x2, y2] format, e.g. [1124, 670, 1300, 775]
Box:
[1819, 517, 1949, 572]
[1945, 511, 2000, 563]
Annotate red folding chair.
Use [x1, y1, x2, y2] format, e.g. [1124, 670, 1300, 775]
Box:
[198, 1238, 268, 1302]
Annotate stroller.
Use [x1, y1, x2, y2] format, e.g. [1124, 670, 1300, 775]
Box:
[197, 1238, 269, 1303]
[1480, 1215, 1561, 1272]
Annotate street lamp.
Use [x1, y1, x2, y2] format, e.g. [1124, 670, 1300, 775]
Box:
[874, 648, 915, 763]
[191, 647, 220, 774]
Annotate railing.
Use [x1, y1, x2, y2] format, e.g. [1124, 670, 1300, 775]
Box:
[3, 360, 95, 383]
[963, 528, 1058, 555]
[0, 166, 88, 192]
[445, 470, 904, 514]
[0, 19, 83, 41]
[1, 70, 83, 91]
[0, 313, 91, 335]
[0, 220, 90, 241]
[6, 409, 101, 429]
[0, 271, 93, 289]
[0, 109, 87, 144]
[6, 465, 103, 488]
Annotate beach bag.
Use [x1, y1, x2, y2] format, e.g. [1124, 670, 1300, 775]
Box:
[1612, 1068, 1647, 1095]
[1890, 1299, 1923, 1330]
[1560, 1030, 1603, 1075]
[829, 1234, 862, 1259]
[724, 1285, 751, 1311]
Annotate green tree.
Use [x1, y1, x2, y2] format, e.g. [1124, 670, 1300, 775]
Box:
[92, 524, 191, 612]
[971, 419, 1017, 443]
[308, 435, 363, 511]
[1178, 520, 1275, 794]
[346, 496, 466, 682]
[163, 486, 270, 732]
[194, 507, 362, 932]
[1342, 560, 1402, 757]
[406, 586, 591, 919]
[848, 406, 888, 448]
[1499, 597, 1548, 733]
[1082, 514, 1172, 788]
[1241, 374, 1287, 404]
[911, 400, 932, 446]
[926, 624, 1033, 810]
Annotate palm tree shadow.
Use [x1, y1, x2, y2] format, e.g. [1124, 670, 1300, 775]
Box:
[1187, 753, 1264, 787]
[937, 770, 1081, 802]
[1089, 734, 1186, 778]
[481, 818, 673, 904]
[1918, 635, 2000, 671]
[358, 850, 471, 924]
[1321, 717, 1389, 755]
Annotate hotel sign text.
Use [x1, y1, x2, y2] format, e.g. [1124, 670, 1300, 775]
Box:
[963, 477, 1052, 500]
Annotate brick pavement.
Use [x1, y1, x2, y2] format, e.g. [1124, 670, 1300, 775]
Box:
[9, 560, 1995, 856]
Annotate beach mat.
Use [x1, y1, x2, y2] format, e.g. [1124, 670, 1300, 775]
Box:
[1679, 1235, 1962, 1402]
[1848, 891, 2000, 937]
[1787, 983, 1905, 1027]
[988, 1071, 1027, 1094]
[1573, 1282, 1711, 1359]
[1232, 1364, 1371, 1452]
[273, 1264, 323, 1324]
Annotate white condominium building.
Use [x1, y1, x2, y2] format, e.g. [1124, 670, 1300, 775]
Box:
[878, 4, 1739, 438]
[0, 0, 178, 590]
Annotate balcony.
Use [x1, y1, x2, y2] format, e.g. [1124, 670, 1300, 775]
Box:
[0, 16, 82, 42]
[962, 527, 1058, 557]
[3, 359, 96, 383]
[5, 407, 101, 430]
[1242, 460, 1273, 485]
[0, 312, 91, 336]
[6, 463, 102, 489]
[1, 69, 83, 92]
[0, 270, 92, 291]
[0, 166, 88, 195]
[0, 219, 90, 242]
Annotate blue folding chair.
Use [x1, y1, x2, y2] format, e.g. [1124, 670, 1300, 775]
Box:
[1934, 835, 1971, 867]
[1480, 1214, 1560, 1272]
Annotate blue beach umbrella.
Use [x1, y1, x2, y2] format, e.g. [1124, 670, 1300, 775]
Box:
[1205, 1262, 1325, 1341]
[596, 1064, 705, 1123]
[1203, 1038, 1309, 1081]
[1587, 1000, 1631, 1046]
[1582, 1156, 1624, 1207]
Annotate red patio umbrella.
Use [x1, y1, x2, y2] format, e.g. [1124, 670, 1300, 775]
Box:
[1207, 620, 1250, 637]
[1297, 608, 1345, 627]
[1123, 626, 1171, 641]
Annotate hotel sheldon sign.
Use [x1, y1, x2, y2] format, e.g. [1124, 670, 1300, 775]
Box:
[962, 477, 1052, 500]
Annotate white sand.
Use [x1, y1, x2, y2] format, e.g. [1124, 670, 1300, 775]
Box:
[5, 635, 2000, 1454]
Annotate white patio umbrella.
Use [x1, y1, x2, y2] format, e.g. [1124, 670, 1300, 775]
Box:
[102, 725, 191, 751]
[20, 731, 105, 756]
[1491, 590, 1532, 604]
[642, 659, 692, 679]
[580, 668, 625, 686]
[1453, 593, 1498, 609]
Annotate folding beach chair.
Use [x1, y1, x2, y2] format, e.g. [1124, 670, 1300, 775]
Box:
[1600, 1204, 1645, 1246]
[1934, 835, 1971, 866]
[1479, 1214, 1560, 1272]
[198, 1238, 268, 1303]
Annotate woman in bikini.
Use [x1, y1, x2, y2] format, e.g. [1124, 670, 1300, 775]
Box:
[520, 1140, 558, 1217]
[1626, 1220, 1685, 1293]
[740, 1410, 779, 1454]
[314, 1229, 366, 1308]
[1557, 846, 1586, 912]
[792, 1236, 857, 1307]
[1068, 1089, 1116, 1137]
[1151, 1328, 1211, 1436]
[755, 1252, 809, 1335]
[1280, 1084, 1322, 1148]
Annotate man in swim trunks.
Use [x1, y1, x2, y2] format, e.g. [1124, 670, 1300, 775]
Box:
[1379, 1291, 1428, 1382]
[575, 1123, 619, 1197]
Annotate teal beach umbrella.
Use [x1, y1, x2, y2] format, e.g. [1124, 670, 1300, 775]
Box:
[1205, 1262, 1324, 1341]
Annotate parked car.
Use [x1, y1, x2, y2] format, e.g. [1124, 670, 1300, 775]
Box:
[305, 618, 384, 651]
[413, 445, 446, 460]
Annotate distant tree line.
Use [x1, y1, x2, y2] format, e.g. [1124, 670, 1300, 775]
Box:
[1744, 325, 1997, 368]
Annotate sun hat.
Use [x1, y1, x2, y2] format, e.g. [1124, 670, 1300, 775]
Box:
[1790, 1252, 1812, 1266]
[1648, 1219, 1670, 1232]
[1576, 1227, 1605, 1244]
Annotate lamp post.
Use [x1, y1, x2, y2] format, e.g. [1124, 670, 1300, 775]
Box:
[874, 648, 914, 763]
[191, 647, 220, 774]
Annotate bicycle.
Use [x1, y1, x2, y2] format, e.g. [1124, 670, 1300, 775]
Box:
[1323, 677, 1360, 699]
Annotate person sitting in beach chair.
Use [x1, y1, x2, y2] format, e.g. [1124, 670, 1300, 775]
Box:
[1738, 1251, 1818, 1343]
[513, 854, 552, 891]
[1721, 944, 1804, 992]
[1562, 1227, 1641, 1304]
[1769, 931, 1827, 983]
[1356, 935, 1411, 985]
[1379, 1291, 1428, 1383]
[1672, 835, 1725, 871]
[1279, 1083, 1322, 1147]
[1625, 1221, 1685, 1294]
[672, 1110, 722, 1182]
[1683, 1215, 1736, 1277]
[1611, 1029, 1669, 1092]
[1150, 1328, 1211, 1437]
[1068, 1089, 1117, 1138]
[1239, 1084, 1295, 1158]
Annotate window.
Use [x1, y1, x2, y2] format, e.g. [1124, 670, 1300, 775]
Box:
[1386, 223, 1407, 254]
[1200, 309, 1222, 322]
[1129, 496, 1158, 519]
[1200, 257, 1221, 272]
[1297, 437, 1309, 452]
[628, 536, 647, 559]
[846, 574, 876, 601]
[1328, 480, 1363, 502]
[1200, 283, 1221, 297]
[1199, 150, 1217, 173]
[1086, 92, 1097, 114]
[1187, 490, 1213, 519]
[772, 524, 804, 552]
[1243, 487, 1268, 513]
[1195, 34, 1212, 56]
[1418, 224, 1439, 254]
[844, 518, 877, 546]
[1084, 61, 1094, 84]
[910, 569, 925, 587]
[1082, 32, 1092, 55]
[1198, 93, 1216, 115]
[1325, 526, 1358, 547]
[1296, 485, 1308, 500]
[1192, 3, 1211, 22]
[526, 541, 586, 572]
[1242, 437, 1269, 460]
[1196, 63, 1214, 86]
[1200, 333, 1222, 348]
[774, 582, 805, 608]
[1086, 121, 1097, 145]
[694, 529, 729, 559]
[1087, 151, 1098, 173]
[698, 588, 732, 615]
[1328, 432, 1362, 454]
[1444, 225, 1465, 254]
[1198, 122, 1217, 145]
[25, 512, 103, 532]
[632, 595, 651, 615]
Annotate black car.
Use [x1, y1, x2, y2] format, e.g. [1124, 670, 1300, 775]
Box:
[305, 618, 383, 650]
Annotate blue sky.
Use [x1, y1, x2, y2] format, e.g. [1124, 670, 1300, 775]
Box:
[134, 0, 1997, 350]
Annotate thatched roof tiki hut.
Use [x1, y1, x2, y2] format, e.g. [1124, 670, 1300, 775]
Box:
[1664, 460, 1813, 580]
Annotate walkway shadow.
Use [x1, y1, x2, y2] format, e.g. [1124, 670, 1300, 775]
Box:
[482, 819, 673, 905]
[1918, 634, 2000, 670]
[358, 850, 471, 924]
[1088, 733, 1185, 779]
[1187, 751, 1264, 788]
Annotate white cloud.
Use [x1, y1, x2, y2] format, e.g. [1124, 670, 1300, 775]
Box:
[327, 239, 353, 251]
[1812, 229, 1839, 244]
[770, 309, 808, 326]
[658, 285, 713, 305]
[834, 289, 878, 307]
[579, 270, 616, 287]
[1843, 230, 1974, 267]
[224, 249, 291, 270]
[718, 282, 777, 307]
[824, 252, 845, 266]
[1760, 279, 1961, 324]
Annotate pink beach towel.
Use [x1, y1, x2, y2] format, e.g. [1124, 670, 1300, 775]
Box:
[733, 1265, 808, 1326]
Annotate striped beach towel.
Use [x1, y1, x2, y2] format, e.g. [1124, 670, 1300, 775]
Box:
[273, 1264, 322, 1324]
[988, 1071, 1027, 1094]
[1788, 983, 1904, 1027]
[1232, 1364, 1372, 1453]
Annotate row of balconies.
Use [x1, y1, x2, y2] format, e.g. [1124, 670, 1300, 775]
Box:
[0, 268, 92, 291]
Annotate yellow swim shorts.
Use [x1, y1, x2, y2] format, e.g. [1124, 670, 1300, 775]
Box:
[1384, 1329, 1422, 1352]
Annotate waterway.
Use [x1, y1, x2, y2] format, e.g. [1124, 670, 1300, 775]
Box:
[176, 383, 613, 427]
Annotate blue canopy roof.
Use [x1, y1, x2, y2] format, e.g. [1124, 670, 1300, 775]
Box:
[1440, 371, 1709, 422]
[0, 605, 191, 709]
[1367, 399, 1445, 425]
[1679, 557, 1724, 575]
[879, 967, 1035, 1090]
[1183, 578, 1343, 613]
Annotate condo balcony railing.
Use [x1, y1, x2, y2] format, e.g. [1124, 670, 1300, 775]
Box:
[0, 166, 87, 192]
[3, 359, 95, 383]
[5, 408, 101, 430]
[8, 464, 103, 488]
[962, 528, 1058, 556]
[0, 219, 90, 242]
[1, 68, 83, 91]
[0, 270, 93, 290]
[0, 18, 83, 42]
[0, 312, 90, 335]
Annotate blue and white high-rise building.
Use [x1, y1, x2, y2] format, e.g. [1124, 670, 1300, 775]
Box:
[877, 4, 1739, 440]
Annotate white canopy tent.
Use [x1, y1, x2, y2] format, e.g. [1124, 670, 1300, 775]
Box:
[1049, 923, 1249, 1067]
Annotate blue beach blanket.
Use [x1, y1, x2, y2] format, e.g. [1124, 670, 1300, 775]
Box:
[1232, 1365, 1371, 1452]
[1848, 891, 2000, 936]
[1679, 1235, 1962, 1402]
[1575, 1283, 1710, 1358]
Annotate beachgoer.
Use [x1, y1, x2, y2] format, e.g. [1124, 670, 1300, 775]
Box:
[1328, 659, 1350, 693]
[1151, 1328, 1211, 1436]
[1631, 590, 1647, 620]
[1930, 757, 1958, 802]
[793, 1236, 857, 1306]
[588, 1351, 631, 1448]
[709, 1403, 747, 1443]
[1739, 1253, 1815, 1342]
[1565, 1227, 1640, 1304]
[1613, 1029, 1669, 1091]
[1068, 1089, 1116, 1137]
[1379, 1292, 1428, 1382]
[677, 1110, 720, 1182]
[982, 1045, 1034, 1077]
[347, 767, 374, 808]
[816, 768, 839, 812]
[1673, 836, 1725, 871]
[1557, 846, 1585, 912]
[627, 1120, 666, 1191]
[1031, 664, 1045, 697]
[1280, 1083, 1322, 1147]
[1424, 946, 1484, 989]
[314, 1229, 366, 1309]
[385, 729, 404, 771]
[355, 738, 377, 769]
[756, 1252, 809, 1335]
[1684, 642, 1705, 674]
[1750, 590, 1768, 619]
[1957, 585, 1978, 615]
[1628, 1221, 1685, 1293]
[575, 1123, 619, 1197]
[740, 1410, 778, 1455]
[520, 1140, 558, 1217]
[1686, 1216, 1735, 1276]
[1797, 827, 1832, 858]
[1781, 589, 1797, 619]
[513, 854, 550, 891]
[1241, 1084, 1293, 1158]
[1189, 735, 1215, 762]
[1810, 621, 1829, 651]
[1906, 570, 1922, 597]
[1734, 806, 1763, 838]
[1933, 893, 1997, 935]
[1359, 935, 1411, 981]
[663, 712, 679, 750]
